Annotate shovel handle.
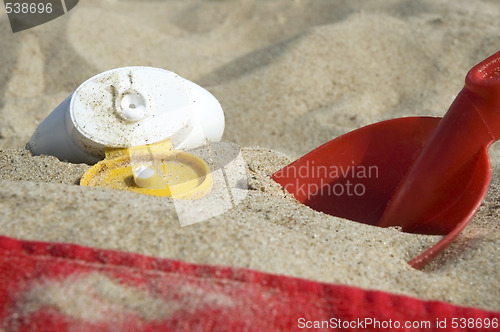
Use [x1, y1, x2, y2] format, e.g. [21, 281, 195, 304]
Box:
[378, 50, 500, 233]
[465, 51, 500, 141]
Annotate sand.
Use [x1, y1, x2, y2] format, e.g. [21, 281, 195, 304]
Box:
[0, 0, 499, 313]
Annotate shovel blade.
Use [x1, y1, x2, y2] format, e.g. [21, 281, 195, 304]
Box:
[272, 116, 493, 268]
[272, 117, 441, 227]
[408, 148, 491, 268]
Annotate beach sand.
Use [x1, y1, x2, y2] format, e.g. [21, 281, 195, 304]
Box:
[0, 0, 499, 312]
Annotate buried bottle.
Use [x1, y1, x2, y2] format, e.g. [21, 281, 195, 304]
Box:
[27, 66, 225, 164]
[27, 67, 225, 199]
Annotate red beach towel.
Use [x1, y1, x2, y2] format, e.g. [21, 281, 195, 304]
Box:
[0, 236, 498, 331]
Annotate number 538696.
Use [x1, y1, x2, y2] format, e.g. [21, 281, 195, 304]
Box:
[5, 2, 53, 14]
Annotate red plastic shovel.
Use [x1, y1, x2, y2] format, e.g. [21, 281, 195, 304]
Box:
[272, 50, 500, 269]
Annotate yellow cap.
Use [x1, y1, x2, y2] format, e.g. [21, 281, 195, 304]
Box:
[80, 140, 212, 199]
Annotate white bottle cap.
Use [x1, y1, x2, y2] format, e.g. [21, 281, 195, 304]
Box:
[27, 67, 225, 164]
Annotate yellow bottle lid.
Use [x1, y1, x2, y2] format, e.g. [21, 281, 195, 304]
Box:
[80, 140, 211, 199]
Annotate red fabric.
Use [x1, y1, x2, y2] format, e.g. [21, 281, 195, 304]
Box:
[0, 235, 498, 331]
